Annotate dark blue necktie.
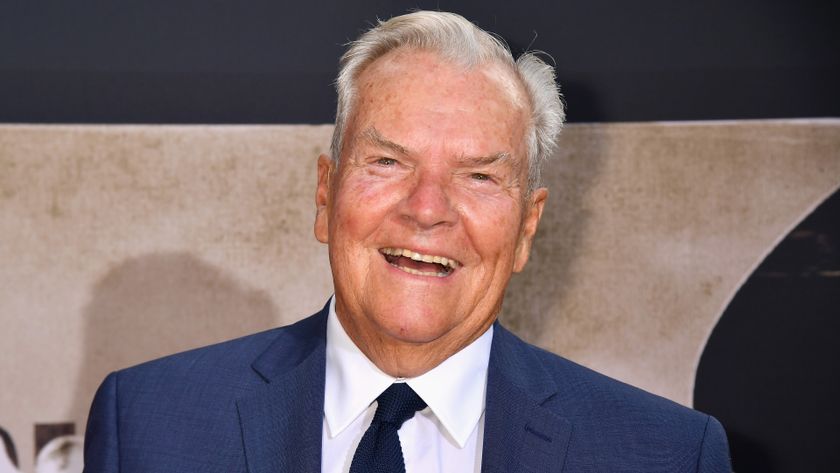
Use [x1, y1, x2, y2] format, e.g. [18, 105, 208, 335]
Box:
[349, 383, 427, 473]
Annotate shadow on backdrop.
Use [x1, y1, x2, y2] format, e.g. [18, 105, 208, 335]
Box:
[69, 252, 279, 427]
[0, 426, 17, 472]
[695, 190, 840, 472]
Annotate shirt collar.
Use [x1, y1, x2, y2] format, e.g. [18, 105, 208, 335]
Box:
[324, 296, 493, 448]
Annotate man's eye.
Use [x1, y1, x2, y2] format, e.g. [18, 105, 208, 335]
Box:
[376, 157, 397, 166]
[471, 173, 491, 181]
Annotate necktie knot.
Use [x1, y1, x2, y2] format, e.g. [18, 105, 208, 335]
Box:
[349, 383, 427, 473]
[372, 383, 427, 427]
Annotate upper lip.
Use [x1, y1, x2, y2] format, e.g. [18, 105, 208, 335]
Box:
[379, 247, 461, 269]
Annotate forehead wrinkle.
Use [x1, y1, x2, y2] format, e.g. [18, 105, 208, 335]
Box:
[360, 126, 410, 155]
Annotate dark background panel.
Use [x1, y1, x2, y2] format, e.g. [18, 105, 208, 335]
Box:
[695, 192, 840, 473]
[1, 0, 838, 123]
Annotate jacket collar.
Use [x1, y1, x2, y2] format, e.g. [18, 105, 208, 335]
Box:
[481, 322, 573, 472]
[236, 303, 329, 473]
[235, 305, 573, 473]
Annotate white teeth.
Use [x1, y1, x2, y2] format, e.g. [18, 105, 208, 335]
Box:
[398, 266, 450, 278]
[379, 247, 460, 269]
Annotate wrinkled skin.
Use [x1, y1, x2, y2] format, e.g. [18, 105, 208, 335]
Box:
[315, 49, 547, 377]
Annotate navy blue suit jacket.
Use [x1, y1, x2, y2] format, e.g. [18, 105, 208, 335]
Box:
[84, 304, 731, 472]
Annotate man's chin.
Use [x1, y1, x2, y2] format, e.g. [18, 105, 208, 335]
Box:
[374, 315, 456, 346]
[380, 325, 447, 346]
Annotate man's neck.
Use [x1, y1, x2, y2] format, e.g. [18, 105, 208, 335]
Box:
[334, 308, 495, 378]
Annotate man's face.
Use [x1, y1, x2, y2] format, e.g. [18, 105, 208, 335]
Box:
[315, 49, 547, 359]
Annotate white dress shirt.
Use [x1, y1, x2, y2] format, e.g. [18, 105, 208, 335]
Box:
[321, 297, 493, 473]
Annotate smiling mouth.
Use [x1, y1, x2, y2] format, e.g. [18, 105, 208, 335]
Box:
[379, 247, 461, 277]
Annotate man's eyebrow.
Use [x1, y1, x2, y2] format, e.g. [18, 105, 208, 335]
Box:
[360, 127, 409, 155]
[457, 152, 512, 167]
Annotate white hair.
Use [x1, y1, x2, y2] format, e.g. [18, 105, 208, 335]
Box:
[330, 11, 565, 190]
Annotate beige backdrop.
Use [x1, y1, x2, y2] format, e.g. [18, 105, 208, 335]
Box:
[1, 120, 838, 472]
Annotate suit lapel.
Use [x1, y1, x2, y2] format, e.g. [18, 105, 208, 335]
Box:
[234, 308, 573, 472]
[481, 324, 573, 473]
[236, 308, 328, 473]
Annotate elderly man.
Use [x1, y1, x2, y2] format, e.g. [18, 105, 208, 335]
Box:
[84, 11, 731, 473]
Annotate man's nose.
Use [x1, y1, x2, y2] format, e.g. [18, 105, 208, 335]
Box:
[400, 171, 458, 229]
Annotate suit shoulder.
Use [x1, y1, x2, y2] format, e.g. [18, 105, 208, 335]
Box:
[114, 310, 324, 387]
[85, 309, 327, 472]
[119, 325, 280, 379]
[540, 340, 705, 420]
[495, 324, 713, 433]
[520, 339, 730, 470]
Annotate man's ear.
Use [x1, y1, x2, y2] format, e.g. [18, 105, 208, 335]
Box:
[512, 187, 548, 273]
[314, 154, 333, 244]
